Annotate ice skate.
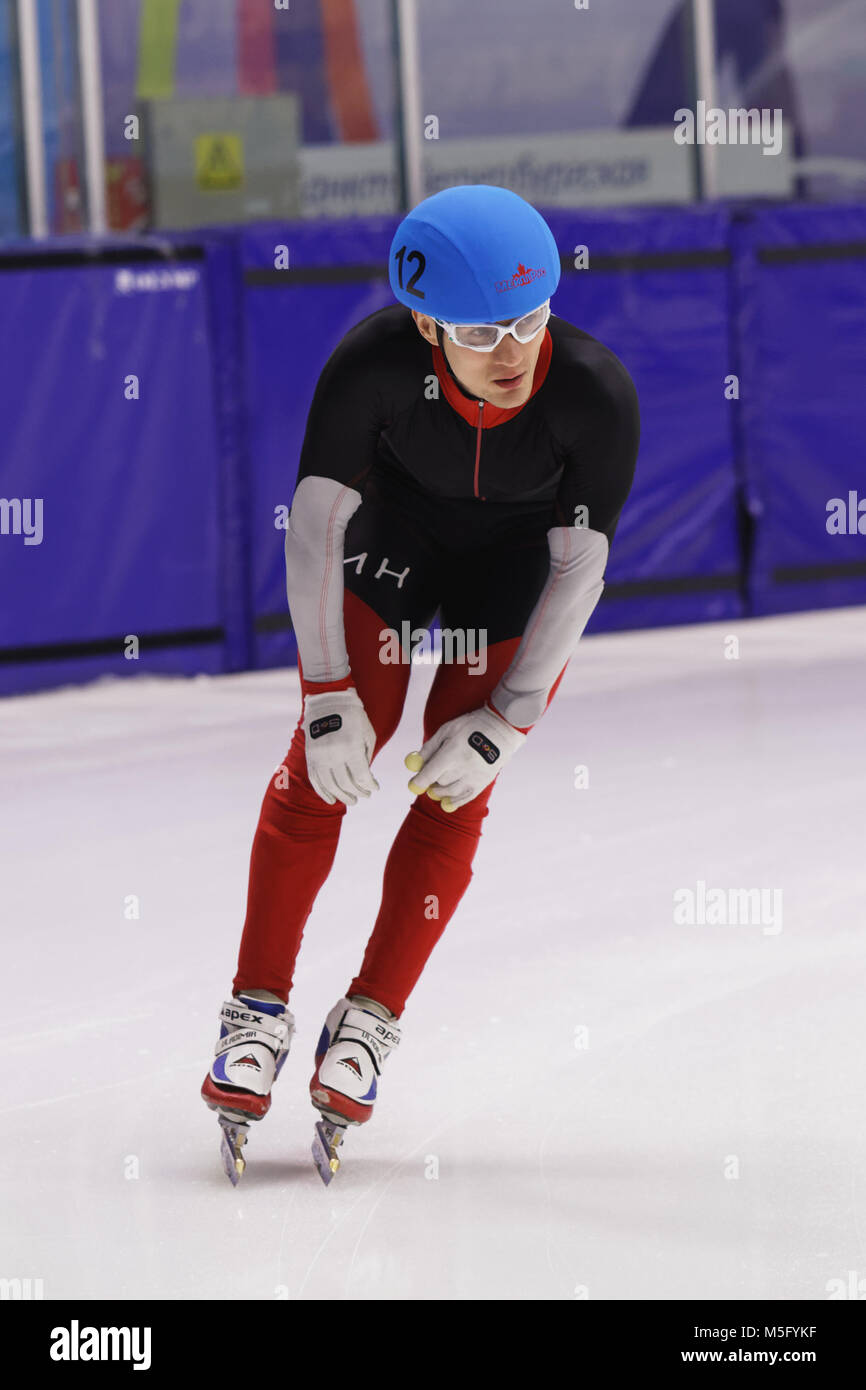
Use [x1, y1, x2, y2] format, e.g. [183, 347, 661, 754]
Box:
[201, 993, 294, 1184]
[309, 995, 401, 1183]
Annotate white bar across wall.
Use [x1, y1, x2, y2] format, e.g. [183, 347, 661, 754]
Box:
[77, 0, 107, 234]
[692, 0, 720, 199]
[16, 0, 48, 237]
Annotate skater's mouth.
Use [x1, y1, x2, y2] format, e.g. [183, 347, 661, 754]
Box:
[491, 370, 525, 391]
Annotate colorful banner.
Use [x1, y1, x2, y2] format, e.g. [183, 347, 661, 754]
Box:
[136, 0, 181, 100]
[320, 0, 378, 141]
[237, 0, 277, 95]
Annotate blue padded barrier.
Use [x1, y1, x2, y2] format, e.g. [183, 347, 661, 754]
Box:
[1, 202, 863, 698]
[0, 234, 245, 695]
[241, 206, 745, 672]
[730, 203, 866, 618]
[542, 206, 743, 635]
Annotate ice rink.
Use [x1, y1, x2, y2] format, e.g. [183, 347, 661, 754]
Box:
[2, 606, 864, 1301]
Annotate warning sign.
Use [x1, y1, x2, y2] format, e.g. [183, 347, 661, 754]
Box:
[194, 134, 244, 191]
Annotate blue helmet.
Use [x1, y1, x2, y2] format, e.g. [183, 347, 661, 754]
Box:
[389, 184, 560, 324]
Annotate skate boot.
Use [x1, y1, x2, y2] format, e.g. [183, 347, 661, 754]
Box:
[309, 995, 401, 1183]
[201, 992, 295, 1183]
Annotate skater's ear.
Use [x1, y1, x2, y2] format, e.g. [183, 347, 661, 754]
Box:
[411, 310, 439, 347]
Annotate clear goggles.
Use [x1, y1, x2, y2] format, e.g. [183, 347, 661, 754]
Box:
[433, 300, 550, 352]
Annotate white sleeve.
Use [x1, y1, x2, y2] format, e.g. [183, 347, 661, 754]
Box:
[283, 474, 363, 683]
[489, 525, 609, 729]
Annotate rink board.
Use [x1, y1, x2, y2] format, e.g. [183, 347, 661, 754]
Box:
[0, 239, 227, 696]
[731, 203, 866, 617]
[243, 205, 743, 671]
[1, 204, 864, 696]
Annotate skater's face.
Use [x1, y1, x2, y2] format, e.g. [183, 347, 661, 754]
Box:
[411, 310, 545, 409]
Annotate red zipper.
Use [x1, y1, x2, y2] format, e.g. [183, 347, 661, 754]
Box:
[474, 401, 485, 499]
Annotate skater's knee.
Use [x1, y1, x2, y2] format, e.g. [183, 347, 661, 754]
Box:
[411, 788, 490, 838]
[258, 758, 346, 829]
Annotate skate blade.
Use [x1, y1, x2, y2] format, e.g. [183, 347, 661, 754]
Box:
[218, 1115, 249, 1186]
[312, 1117, 347, 1185]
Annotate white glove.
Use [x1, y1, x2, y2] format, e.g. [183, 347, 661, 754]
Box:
[303, 687, 379, 807]
[404, 703, 526, 812]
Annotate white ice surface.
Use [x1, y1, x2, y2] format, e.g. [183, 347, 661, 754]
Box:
[1, 607, 865, 1301]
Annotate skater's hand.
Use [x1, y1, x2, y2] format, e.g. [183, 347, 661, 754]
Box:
[303, 687, 379, 807]
[404, 703, 526, 812]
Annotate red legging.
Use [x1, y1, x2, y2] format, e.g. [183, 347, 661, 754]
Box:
[233, 588, 565, 1018]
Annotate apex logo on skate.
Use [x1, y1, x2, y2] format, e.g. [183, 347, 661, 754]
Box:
[375, 1024, 400, 1044]
[233, 1053, 262, 1070]
[222, 1007, 264, 1026]
[337, 1055, 363, 1077]
[50, 1320, 151, 1371]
